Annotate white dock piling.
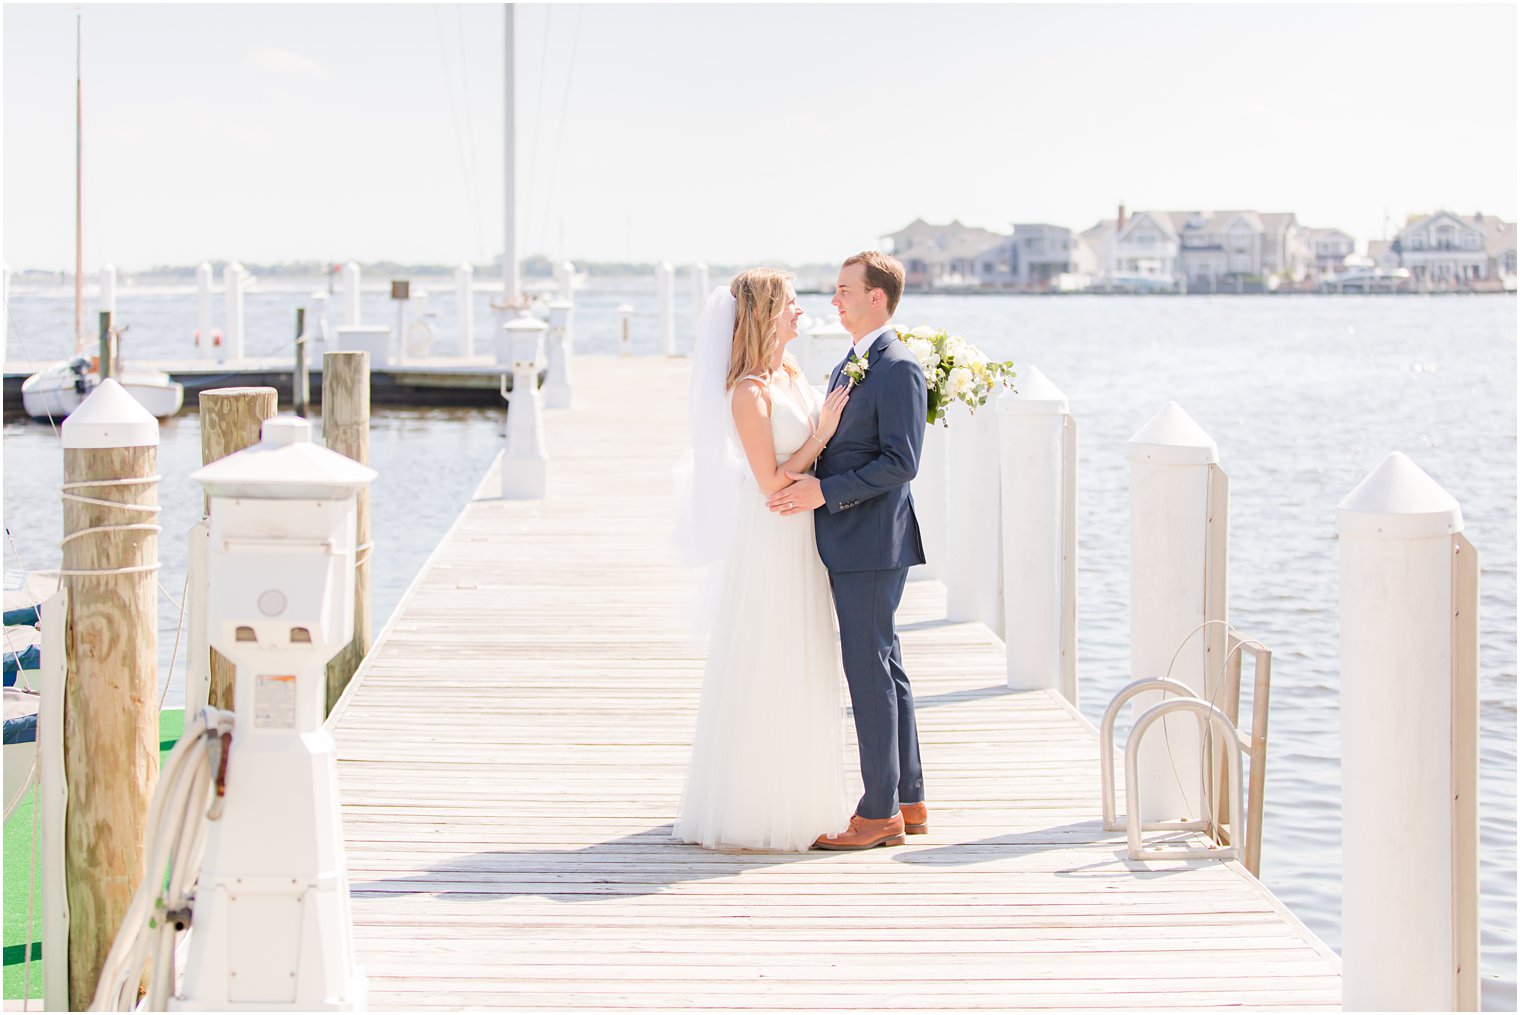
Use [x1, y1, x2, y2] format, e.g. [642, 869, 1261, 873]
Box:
[689, 261, 710, 323]
[99, 263, 116, 317]
[997, 367, 1077, 699]
[617, 303, 634, 356]
[1, 263, 8, 362]
[544, 300, 573, 409]
[309, 290, 329, 346]
[911, 420, 948, 583]
[196, 262, 214, 356]
[1127, 402, 1227, 822]
[342, 260, 362, 326]
[500, 314, 548, 498]
[806, 315, 851, 387]
[944, 402, 1002, 632]
[555, 260, 575, 303]
[222, 262, 246, 363]
[1337, 452, 1479, 1011]
[657, 262, 676, 356]
[456, 264, 475, 357]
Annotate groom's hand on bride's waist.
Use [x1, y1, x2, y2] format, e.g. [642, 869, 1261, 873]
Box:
[768, 472, 824, 516]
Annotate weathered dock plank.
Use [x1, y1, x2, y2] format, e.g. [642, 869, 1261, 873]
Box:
[330, 354, 1341, 1011]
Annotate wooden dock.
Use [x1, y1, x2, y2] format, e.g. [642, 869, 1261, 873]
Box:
[328, 354, 1342, 1011]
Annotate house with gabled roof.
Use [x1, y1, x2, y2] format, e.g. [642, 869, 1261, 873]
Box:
[1301, 227, 1358, 280]
[1393, 211, 1506, 288]
[882, 218, 1007, 290]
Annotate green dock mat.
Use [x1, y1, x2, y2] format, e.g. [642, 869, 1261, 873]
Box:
[4, 707, 184, 1001]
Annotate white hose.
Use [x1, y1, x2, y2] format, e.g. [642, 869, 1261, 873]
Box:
[89, 707, 234, 1012]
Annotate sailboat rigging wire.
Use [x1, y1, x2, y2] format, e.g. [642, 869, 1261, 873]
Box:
[434, 4, 481, 260]
[537, 3, 582, 259]
[522, 5, 553, 262]
[455, 3, 486, 262]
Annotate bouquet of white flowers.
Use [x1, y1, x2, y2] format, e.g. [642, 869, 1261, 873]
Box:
[898, 325, 1017, 425]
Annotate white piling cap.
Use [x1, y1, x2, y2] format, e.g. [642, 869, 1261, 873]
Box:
[997, 365, 1068, 415]
[1127, 401, 1218, 465]
[1337, 452, 1463, 540]
[61, 378, 160, 449]
[504, 313, 549, 333]
[191, 413, 376, 500]
[616, 303, 635, 314]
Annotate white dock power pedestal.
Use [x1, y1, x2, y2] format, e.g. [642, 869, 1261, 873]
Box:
[176, 416, 377, 1011]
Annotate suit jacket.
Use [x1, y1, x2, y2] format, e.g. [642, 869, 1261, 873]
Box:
[814, 326, 928, 573]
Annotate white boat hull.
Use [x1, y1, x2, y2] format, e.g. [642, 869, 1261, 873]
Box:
[21, 360, 184, 420]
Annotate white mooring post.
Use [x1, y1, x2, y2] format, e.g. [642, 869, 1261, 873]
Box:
[1337, 452, 1479, 1011]
[997, 367, 1077, 700]
[689, 261, 710, 323]
[806, 315, 851, 387]
[656, 262, 676, 356]
[182, 415, 375, 1011]
[99, 263, 117, 318]
[196, 262, 214, 357]
[544, 300, 573, 409]
[500, 314, 549, 498]
[555, 260, 574, 303]
[222, 262, 246, 364]
[943, 401, 1002, 633]
[1127, 402, 1228, 822]
[455, 264, 474, 357]
[617, 303, 634, 356]
[911, 420, 948, 583]
[342, 261, 362, 327]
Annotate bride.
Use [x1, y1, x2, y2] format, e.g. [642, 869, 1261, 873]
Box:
[673, 268, 852, 852]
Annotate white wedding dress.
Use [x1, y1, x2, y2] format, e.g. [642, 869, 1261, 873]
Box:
[674, 369, 851, 852]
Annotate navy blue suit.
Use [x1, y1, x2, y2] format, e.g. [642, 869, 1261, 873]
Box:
[814, 327, 927, 820]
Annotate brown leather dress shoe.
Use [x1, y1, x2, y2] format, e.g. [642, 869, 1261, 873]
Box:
[812, 813, 906, 851]
[900, 801, 928, 835]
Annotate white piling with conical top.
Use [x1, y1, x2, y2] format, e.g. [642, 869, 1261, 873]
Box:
[222, 262, 246, 364]
[500, 314, 548, 498]
[455, 264, 475, 357]
[944, 401, 1002, 632]
[998, 367, 1077, 699]
[99, 263, 117, 317]
[617, 303, 634, 356]
[911, 420, 948, 583]
[342, 261, 362, 326]
[1337, 452, 1479, 1011]
[1127, 402, 1228, 822]
[690, 262, 710, 323]
[196, 262, 214, 356]
[59, 379, 160, 1010]
[656, 262, 676, 356]
[544, 300, 573, 409]
[804, 316, 848, 386]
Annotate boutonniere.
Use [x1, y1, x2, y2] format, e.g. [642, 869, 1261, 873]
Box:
[841, 352, 870, 388]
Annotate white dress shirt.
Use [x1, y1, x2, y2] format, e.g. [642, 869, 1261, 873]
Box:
[852, 323, 892, 362]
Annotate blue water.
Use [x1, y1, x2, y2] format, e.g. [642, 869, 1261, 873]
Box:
[4, 277, 1515, 1007]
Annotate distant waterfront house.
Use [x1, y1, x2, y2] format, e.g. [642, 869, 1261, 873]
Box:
[1392, 211, 1513, 288]
[883, 218, 1007, 289]
[1168, 210, 1305, 290]
[1301, 227, 1358, 279]
[1483, 220, 1517, 285]
[1079, 209, 1182, 291]
[975, 224, 1080, 289]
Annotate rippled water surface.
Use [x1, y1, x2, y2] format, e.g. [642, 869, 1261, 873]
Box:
[5, 279, 1515, 1007]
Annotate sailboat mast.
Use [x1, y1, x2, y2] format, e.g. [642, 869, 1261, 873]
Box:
[74, 12, 83, 351]
[502, 3, 519, 306]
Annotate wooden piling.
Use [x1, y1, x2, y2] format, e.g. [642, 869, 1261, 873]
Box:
[199, 386, 277, 711]
[322, 351, 371, 712]
[97, 310, 113, 379]
[294, 307, 310, 417]
[60, 382, 159, 1010]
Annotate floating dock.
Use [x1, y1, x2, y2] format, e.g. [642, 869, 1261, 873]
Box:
[327, 355, 1341, 1010]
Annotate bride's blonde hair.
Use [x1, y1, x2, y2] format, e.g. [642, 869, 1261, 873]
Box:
[726, 267, 800, 391]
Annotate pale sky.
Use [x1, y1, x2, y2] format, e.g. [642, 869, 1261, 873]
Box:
[3, 2, 1516, 271]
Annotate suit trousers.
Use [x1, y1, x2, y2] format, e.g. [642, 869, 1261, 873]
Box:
[829, 566, 925, 820]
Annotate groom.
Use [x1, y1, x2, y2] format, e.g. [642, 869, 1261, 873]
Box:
[768, 251, 928, 850]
